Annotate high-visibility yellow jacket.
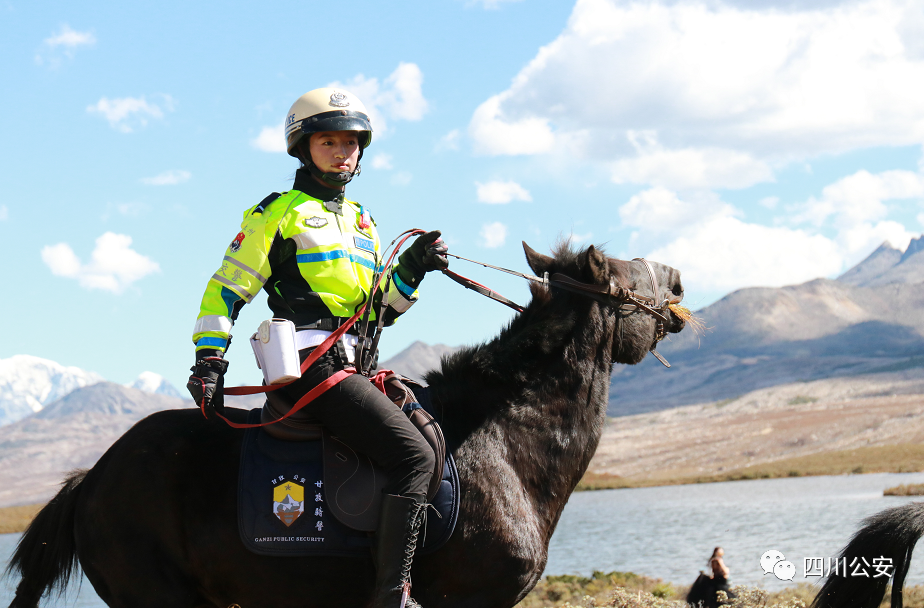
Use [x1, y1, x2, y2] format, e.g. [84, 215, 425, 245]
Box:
[192, 171, 419, 354]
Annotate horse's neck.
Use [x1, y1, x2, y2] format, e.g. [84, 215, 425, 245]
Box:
[435, 311, 614, 532]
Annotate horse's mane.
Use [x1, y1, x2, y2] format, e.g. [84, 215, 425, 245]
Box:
[424, 242, 611, 442]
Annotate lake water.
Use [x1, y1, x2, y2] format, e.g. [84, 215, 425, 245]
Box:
[4, 472, 924, 606]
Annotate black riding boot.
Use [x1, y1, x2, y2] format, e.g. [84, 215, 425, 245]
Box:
[372, 494, 427, 608]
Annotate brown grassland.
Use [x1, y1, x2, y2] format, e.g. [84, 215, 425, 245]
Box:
[578, 443, 924, 490]
[514, 571, 921, 608]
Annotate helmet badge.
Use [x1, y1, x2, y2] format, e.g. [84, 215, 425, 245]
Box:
[328, 92, 350, 108]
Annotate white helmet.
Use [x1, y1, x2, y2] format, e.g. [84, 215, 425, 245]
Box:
[285, 87, 373, 155]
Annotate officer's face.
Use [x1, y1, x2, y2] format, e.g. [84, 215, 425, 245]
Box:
[309, 131, 360, 174]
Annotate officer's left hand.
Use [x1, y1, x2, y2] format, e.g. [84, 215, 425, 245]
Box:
[404, 230, 449, 276]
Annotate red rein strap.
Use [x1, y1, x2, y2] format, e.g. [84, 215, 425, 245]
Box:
[209, 229, 425, 429]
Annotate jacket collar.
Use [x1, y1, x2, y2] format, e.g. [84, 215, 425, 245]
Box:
[293, 167, 346, 204]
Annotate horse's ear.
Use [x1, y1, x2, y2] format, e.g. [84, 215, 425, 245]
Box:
[584, 245, 609, 283]
[523, 242, 553, 275]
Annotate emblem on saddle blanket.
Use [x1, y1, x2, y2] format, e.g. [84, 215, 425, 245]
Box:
[271, 474, 324, 531]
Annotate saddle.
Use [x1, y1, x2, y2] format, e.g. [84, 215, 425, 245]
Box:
[258, 374, 447, 532]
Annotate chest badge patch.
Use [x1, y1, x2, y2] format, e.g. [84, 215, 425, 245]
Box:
[273, 479, 305, 527]
[305, 216, 328, 228]
[354, 236, 375, 253]
[229, 231, 245, 253]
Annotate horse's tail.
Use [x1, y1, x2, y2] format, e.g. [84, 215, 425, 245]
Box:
[4, 469, 87, 608]
[812, 501, 924, 608]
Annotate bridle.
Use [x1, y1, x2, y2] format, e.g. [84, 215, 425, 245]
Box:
[441, 255, 678, 367]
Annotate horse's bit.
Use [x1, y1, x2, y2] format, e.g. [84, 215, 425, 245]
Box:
[542, 258, 675, 367]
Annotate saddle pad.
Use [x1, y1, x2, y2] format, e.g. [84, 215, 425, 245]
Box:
[238, 407, 459, 557]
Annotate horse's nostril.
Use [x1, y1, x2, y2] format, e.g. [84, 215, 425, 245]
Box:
[672, 285, 683, 297]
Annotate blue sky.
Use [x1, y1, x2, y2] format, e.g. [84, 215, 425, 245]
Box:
[2, 0, 923, 391]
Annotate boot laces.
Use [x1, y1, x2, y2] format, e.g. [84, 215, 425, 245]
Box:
[399, 502, 428, 582]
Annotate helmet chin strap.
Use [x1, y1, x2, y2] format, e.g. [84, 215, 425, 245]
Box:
[299, 141, 364, 188]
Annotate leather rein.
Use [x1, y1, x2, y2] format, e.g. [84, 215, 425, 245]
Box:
[442, 254, 675, 367]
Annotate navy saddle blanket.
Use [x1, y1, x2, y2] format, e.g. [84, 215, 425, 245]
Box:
[238, 406, 459, 557]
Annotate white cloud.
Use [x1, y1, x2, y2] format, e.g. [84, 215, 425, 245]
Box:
[41, 232, 160, 294]
[619, 187, 739, 235]
[371, 154, 394, 170]
[611, 131, 773, 190]
[381, 63, 429, 121]
[117, 202, 148, 217]
[647, 216, 843, 293]
[391, 171, 413, 186]
[568, 232, 594, 244]
[437, 129, 461, 151]
[795, 169, 924, 228]
[480, 221, 508, 248]
[759, 196, 779, 210]
[785, 168, 923, 261]
[45, 25, 95, 48]
[329, 62, 429, 136]
[35, 25, 95, 66]
[469, 0, 924, 188]
[0, 205, 7, 221]
[465, 0, 523, 8]
[251, 125, 286, 153]
[255, 63, 430, 154]
[470, 94, 554, 156]
[476, 180, 532, 204]
[87, 95, 174, 133]
[141, 170, 191, 186]
[621, 173, 921, 294]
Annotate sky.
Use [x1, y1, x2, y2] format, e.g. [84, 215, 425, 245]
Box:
[2, 0, 924, 392]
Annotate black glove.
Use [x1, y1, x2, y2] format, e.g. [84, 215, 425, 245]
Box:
[186, 357, 229, 418]
[398, 230, 449, 284]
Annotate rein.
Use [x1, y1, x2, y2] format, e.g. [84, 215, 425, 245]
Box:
[442, 253, 675, 367]
[216, 229, 426, 428]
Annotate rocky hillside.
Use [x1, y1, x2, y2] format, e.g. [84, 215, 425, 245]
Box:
[607, 237, 924, 416]
[0, 382, 190, 507]
[591, 369, 924, 484]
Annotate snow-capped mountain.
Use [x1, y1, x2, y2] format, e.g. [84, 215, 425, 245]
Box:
[0, 355, 103, 426]
[127, 371, 183, 399]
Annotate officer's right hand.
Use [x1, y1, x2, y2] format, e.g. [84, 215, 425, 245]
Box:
[186, 357, 229, 418]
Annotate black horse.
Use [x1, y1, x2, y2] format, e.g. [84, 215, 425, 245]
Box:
[811, 501, 924, 608]
[6, 243, 685, 608]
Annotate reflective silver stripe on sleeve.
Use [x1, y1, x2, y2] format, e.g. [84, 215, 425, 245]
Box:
[223, 256, 268, 285]
[210, 273, 257, 303]
[193, 315, 234, 335]
[385, 287, 415, 313]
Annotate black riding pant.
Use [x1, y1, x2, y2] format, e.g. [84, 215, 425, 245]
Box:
[279, 347, 434, 502]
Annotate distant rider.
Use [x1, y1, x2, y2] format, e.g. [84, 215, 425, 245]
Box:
[186, 87, 447, 608]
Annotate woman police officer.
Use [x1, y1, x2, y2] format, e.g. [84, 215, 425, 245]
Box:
[186, 87, 447, 608]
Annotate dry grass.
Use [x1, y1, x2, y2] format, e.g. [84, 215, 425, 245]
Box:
[515, 572, 924, 608]
[579, 444, 924, 491]
[515, 571, 821, 608]
[0, 503, 42, 534]
[884, 483, 924, 496]
[668, 304, 706, 336]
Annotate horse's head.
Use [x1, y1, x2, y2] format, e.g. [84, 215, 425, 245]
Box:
[522, 242, 685, 365]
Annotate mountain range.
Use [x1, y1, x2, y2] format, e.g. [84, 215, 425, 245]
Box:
[0, 355, 182, 426]
[3, 236, 924, 507]
[607, 237, 924, 415]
